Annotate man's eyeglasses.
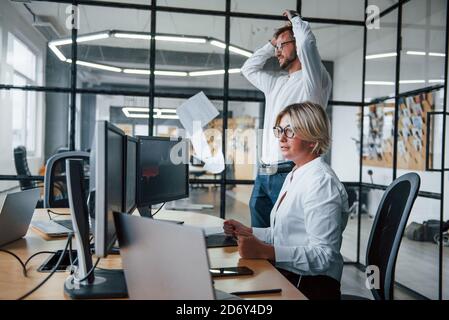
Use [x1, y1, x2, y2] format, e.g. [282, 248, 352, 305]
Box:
[273, 125, 295, 139]
[275, 40, 295, 52]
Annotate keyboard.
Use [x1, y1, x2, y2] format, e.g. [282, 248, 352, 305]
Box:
[205, 234, 238, 248]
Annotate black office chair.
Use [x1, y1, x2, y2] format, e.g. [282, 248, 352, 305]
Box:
[14, 146, 36, 191]
[342, 173, 420, 300]
[13, 146, 44, 208]
[44, 151, 90, 208]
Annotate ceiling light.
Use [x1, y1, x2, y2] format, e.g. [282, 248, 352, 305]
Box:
[228, 68, 241, 74]
[189, 69, 225, 76]
[154, 70, 188, 77]
[76, 32, 110, 43]
[114, 32, 152, 40]
[365, 81, 395, 86]
[122, 107, 179, 120]
[66, 59, 122, 72]
[229, 46, 252, 57]
[49, 38, 73, 46]
[429, 79, 445, 84]
[399, 80, 426, 84]
[429, 52, 445, 57]
[406, 51, 426, 56]
[48, 43, 67, 61]
[123, 68, 151, 75]
[210, 40, 226, 49]
[155, 35, 206, 43]
[365, 52, 397, 60]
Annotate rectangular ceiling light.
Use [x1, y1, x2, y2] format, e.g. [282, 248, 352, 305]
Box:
[48, 43, 67, 61]
[365, 81, 395, 86]
[155, 35, 206, 43]
[229, 46, 252, 57]
[122, 107, 149, 118]
[114, 33, 152, 40]
[228, 68, 241, 74]
[189, 69, 225, 77]
[429, 79, 445, 83]
[429, 52, 446, 57]
[123, 69, 151, 75]
[365, 52, 397, 60]
[406, 51, 426, 56]
[399, 80, 425, 84]
[49, 38, 73, 46]
[154, 70, 188, 77]
[67, 59, 122, 72]
[210, 40, 226, 49]
[76, 32, 110, 43]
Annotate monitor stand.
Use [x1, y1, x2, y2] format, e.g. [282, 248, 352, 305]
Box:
[64, 159, 128, 299]
[137, 206, 184, 224]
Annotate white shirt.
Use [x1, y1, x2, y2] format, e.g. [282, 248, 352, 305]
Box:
[241, 16, 332, 164]
[252, 157, 349, 282]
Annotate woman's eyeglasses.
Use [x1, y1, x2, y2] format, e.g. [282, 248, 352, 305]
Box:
[273, 125, 295, 139]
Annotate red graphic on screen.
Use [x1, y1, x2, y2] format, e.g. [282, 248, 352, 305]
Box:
[142, 166, 160, 178]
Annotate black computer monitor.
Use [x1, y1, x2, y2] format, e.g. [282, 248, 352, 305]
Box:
[124, 136, 138, 214]
[95, 121, 125, 258]
[136, 136, 189, 214]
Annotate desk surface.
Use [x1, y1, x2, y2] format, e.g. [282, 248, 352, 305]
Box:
[0, 209, 306, 300]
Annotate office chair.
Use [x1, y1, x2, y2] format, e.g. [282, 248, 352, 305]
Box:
[44, 151, 90, 208]
[342, 173, 420, 300]
[13, 146, 44, 208]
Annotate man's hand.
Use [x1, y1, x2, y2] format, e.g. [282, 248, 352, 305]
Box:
[237, 234, 275, 261]
[223, 219, 252, 237]
[283, 9, 299, 21]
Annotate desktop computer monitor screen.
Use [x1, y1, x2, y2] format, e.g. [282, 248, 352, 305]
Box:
[95, 121, 125, 258]
[136, 137, 189, 207]
[124, 136, 137, 213]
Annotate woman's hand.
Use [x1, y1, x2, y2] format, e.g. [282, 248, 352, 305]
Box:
[223, 219, 252, 237]
[237, 234, 275, 261]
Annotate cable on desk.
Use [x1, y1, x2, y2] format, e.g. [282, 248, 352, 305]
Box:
[0, 249, 27, 277]
[24, 251, 56, 271]
[47, 209, 70, 216]
[71, 257, 101, 283]
[16, 233, 73, 300]
[151, 202, 166, 217]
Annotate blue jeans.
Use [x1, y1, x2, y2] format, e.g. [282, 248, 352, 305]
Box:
[249, 172, 288, 228]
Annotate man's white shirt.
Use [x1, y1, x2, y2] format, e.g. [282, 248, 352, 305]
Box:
[241, 16, 332, 165]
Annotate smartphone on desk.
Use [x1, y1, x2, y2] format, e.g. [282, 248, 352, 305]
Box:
[210, 266, 254, 278]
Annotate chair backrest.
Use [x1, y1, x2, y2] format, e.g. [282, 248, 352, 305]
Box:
[44, 151, 90, 208]
[13, 146, 36, 190]
[365, 173, 420, 300]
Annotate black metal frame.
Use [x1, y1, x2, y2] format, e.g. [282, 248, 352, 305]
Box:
[0, 0, 448, 300]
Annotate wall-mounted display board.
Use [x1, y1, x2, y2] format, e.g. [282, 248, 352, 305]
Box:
[357, 92, 435, 170]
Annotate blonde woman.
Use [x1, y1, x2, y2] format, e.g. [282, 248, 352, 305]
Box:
[224, 102, 348, 300]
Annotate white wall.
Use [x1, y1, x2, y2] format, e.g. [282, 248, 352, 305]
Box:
[0, 1, 47, 191]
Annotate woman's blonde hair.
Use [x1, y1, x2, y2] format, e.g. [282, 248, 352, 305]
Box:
[275, 101, 331, 155]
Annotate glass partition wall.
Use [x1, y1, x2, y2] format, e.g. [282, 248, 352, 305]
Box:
[0, 0, 447, 300]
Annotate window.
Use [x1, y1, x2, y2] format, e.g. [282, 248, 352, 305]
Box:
[7, 33, 39, 155]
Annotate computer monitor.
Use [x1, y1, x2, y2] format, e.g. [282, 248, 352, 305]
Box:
[136, 136, 189, 215]
[124, 136, 138, 213]
[95, 121, 125, 258]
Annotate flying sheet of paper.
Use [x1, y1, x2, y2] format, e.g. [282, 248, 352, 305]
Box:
[177, 91, 219, 135]
[177, 92, 225, 174]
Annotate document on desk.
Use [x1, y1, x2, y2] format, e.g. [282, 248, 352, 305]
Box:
[177, 92, 225, 174]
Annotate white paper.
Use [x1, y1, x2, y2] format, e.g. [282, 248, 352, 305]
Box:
[177, 91, 219, 135]
[177, 92, 225, 174]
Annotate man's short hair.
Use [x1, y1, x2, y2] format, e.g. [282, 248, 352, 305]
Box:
[274, 24, 294, 39]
